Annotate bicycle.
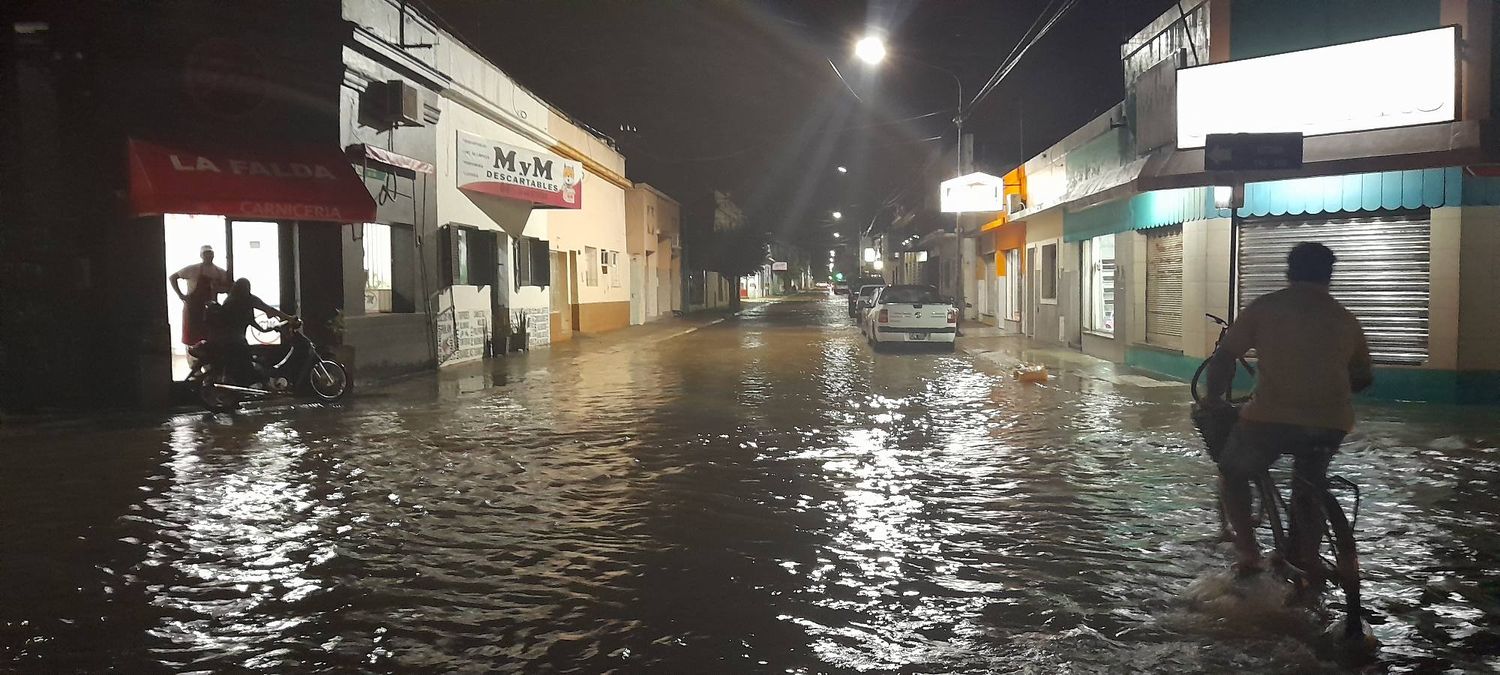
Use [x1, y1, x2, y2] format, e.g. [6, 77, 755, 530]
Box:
[1190, 313, 1255, 404]
[1189, 352, 1367, 642]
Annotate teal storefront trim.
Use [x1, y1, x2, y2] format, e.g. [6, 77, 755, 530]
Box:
[1125, 346, 1201, 383]
[1063, 168, 1500, 243]
[1235, 167, 1500, 218]
[1064, 187, 1215, 243]
[1124, 346, 1500, 404]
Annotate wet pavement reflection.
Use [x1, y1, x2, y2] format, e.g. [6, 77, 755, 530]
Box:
[3, 298, 1498, 672]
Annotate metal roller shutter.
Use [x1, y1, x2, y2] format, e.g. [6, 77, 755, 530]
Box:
[1238, 213, 1430, 366]
[1146, 227, 1184, 349]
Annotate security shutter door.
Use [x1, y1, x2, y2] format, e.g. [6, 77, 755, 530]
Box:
[1146, 227, 1184, 349]
[1238, 213, 1429, 365]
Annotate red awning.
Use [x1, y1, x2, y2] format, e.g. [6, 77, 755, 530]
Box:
[128, 138, 376, 222]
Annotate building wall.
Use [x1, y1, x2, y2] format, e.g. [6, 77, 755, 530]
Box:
[1181, 218, 1233, 361]
[1457, 206, 1500, 372]
[626, 184, 683, 323]
[433, 32, 557, 359]
[1023, 210, 1064, 343]
[1229, 0, 1440, 60]
[546, 113, 630, 335]
[548, 180, 629, 333]
[338, 0, 444, 378]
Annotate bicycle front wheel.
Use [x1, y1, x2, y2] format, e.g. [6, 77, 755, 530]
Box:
[1323, 493, 1365, 640]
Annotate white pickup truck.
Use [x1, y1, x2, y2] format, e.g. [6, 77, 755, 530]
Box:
[862, 285, 958, 352]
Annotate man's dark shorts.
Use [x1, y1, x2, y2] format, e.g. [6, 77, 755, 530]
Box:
[1218, 419, 1346, 480]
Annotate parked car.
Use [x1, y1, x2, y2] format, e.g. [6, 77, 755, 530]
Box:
[850, 283, 885, 319]
[832, 284, 850, 296]
[863, 285, 957, 352]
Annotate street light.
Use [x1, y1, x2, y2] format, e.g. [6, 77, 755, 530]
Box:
[853, 34, 965, 177]
[833, 232, 841, 238]
[836, 166, 848, 173]
[832, 211, 843, 220]
[854, 33, 969, 320]
[854, 36, 886, 65]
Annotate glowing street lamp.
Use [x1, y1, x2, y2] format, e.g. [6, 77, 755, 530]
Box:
[832, 211, 843, 220]
[833, 232, 841, 238]
[836, 166, 848, 173]
[854, 35, 887, 65]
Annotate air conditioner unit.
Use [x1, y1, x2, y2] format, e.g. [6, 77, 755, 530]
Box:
[1006, 193, 1026, 214]
[381, 80, 422, 127]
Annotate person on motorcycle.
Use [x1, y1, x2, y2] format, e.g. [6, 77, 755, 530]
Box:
[1202, 242, 1373, 578]
[209, 278, 296, 386]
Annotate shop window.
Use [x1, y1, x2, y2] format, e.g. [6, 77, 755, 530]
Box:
[1083, 235, 1116, 335]
[362, 223, 394, 313]
[607, 250, 621, 288]
[440, 225, 498, 288]
[1005, 249, 1022, 321]
[513, 236, 551, 288]
[1040, 242, 1058, 301]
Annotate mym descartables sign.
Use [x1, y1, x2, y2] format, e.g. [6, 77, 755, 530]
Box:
[456, 130, 584, 209]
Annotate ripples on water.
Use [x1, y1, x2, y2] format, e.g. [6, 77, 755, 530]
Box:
[2, 299, 1498, 672]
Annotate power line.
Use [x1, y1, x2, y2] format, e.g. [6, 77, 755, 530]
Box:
[967, 0, 1081, 113]
[968, 0, 1060, 112]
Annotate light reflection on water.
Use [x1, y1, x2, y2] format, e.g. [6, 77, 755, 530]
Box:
[1, 298, 1497, 673]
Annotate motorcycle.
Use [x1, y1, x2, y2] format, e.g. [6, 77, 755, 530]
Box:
[188, 317, 351, 412]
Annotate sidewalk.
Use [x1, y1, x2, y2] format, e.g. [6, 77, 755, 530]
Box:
[957, 333, 1191, 396]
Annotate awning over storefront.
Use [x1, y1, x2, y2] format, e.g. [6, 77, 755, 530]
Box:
[350, 143, 435, 174]
[128, 138, 376, 222]
[1064, 187, 1215, 242]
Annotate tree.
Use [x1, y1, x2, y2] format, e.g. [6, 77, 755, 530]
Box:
[682, 190, 770, 311]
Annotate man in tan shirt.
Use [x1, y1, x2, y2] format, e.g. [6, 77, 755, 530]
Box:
[1204, 242, 1373, 577]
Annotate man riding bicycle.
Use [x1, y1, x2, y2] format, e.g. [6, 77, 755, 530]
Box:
[1202, 242, 1373, 579]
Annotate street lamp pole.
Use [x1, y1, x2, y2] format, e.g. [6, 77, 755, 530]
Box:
[853, 37, 971, 310]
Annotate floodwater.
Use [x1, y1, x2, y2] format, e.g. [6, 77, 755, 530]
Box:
[3, 298, 1498, 673]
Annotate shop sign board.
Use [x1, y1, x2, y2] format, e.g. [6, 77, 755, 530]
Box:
[940, 172, 1005, 213]
[771, 261, 789, 271]
[1204, 132, 1304, 171]
[127, 138, 376, 222]
[457, 131, 583, 209]
[1177, 27, 1456, 149]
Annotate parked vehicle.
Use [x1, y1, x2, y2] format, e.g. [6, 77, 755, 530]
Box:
[863, 285, 958, 351]
[850, 283, 885, 319]
[189, 317, 352, 412]
[832, 284, 850, 296]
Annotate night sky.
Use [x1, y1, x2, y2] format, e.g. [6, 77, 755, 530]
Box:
[426, 0, 1181, 244]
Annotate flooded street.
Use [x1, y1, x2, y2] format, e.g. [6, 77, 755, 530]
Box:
[4, 298, 1498, 673]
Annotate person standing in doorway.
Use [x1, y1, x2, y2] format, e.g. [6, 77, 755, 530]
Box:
[170, 245, 230, 346]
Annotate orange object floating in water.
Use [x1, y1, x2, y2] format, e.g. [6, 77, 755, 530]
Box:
[1013, 365, 1049, 383]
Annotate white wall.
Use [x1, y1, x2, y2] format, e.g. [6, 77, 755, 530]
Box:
[1180, 218, 1232, 360]
[435, 77, 556, 356]
[548, 181, 629, 308]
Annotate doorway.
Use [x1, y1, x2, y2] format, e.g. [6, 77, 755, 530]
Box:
[163, 215, 285, 380]
[630, 254, 645, 325]
[550, 250, 573, 338]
